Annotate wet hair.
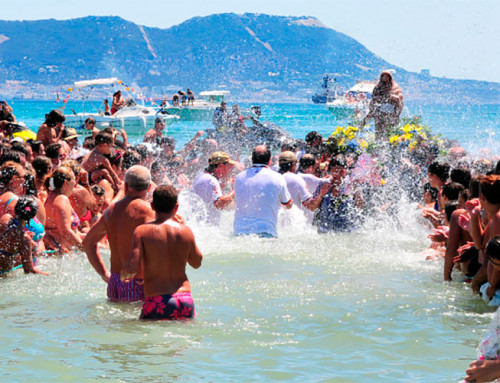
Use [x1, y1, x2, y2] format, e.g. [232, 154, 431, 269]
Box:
[152, 184, 178, 213]
[44, 109, 65, 127]
[468, 175, 484, 199]
[305, 131, 322, 145]
[90, 185, 105, 197]
[14, 195, 38, 222]
[450, 168, 471, 189]
[83, 136, 95, 150]
[45, 143, 62, 159]
[252, 146, 271, 165]
[480, 175, 500, 205]
[299, 154, 316, 171]
[10, 142, 28, 157]
[428, 162, 450, 182]
[444, 201, 460, 223]
[423, 182, 438, 201]
[45, 167, 72, 191]
[32, 156, 52, 181]
[95, 132, 113, 145]
[159, 136, 176, 147]
[85, 117, 96, 125]
[27, 140, 44, 155]
[0, 161, 24, 185]
[124, 165, 151, 191]
[0, 150, 22, 165]
[328, 154, 347, 170]
[486, 236, 500, 262]
[122, 150, 142, 170]
[24, 172, 37, 196]
[61, 159, 81, 177]
[110, 151, 123, 168]
[442, 182, 465, 201]
[281, 139, 296, 152]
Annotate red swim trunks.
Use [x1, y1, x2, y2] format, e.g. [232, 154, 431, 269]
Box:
[140, 292, 195, 320]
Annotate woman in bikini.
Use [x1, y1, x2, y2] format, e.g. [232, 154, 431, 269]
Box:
[44, 167, 83, 253]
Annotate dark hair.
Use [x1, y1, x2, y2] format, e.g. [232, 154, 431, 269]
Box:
[469, 175, 484, 199]
[0, 161, 24, 185]
[85, 117, 96, 125]
[486, 236, 500, 262]
[10, 142, 28, 157]
[14, 195, 38, 222]
[423, 182, 438, 201]
[279, 162, 295, 174]
[44, 109, 65, 127]
[299, 154, 316, 171]
[444, 201, 460, 223]
[281, 139, 296, 152]
[91, 185, 105, 197]
[24, 173, 37, 196]
[45, 167, 72, 191]
[32, 156, 52, 180]
[495, 160, 500, 175]
[122, 150, 142, 170]
[328, 154, 347, 170]
[252, 146, 271, 165]
[27, 140, 44, 155]
[95, 132, 113, 145]
[442, 182, 465, 201]
[450, 168, 471, 189]
[83, 137, 95, 150]
[480, 175, 500, 205]
[428, 162, 450, 182]
[305, 131, 322, 145]
[152, 184, 178, 213]
[0, 150, 22, 165]
[45, 143, 62, 159]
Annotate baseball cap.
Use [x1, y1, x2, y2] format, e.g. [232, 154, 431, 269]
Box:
[208, 151, 236, 166]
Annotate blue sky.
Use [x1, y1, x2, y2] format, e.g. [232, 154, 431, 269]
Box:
[2, 0, 500, 83]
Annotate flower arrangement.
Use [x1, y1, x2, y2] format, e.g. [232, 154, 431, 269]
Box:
[326, 125, 370, 154]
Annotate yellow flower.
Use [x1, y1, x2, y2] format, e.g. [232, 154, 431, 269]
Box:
[389, 135, 400, 145]
[359, 139, 368, 149]
[381, 179, 386, 185]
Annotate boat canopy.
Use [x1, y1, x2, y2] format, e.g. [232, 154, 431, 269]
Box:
[199, 90, 230, 97]
[349, 81, 376, 94]
[74, 78, 120, 89]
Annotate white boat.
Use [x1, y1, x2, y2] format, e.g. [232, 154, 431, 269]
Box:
[326, 81, 376, 118]
[159, 90, 230, 121]
[63, 77, 179, 133]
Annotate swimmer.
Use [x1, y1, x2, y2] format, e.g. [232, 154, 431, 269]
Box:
[121, 184, 203, 320]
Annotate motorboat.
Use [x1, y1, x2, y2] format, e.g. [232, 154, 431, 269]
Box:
[311, 74, 338, 104]
[63, 77, 179, 133]
[326, 81, 376, 118]
[159, 90, 230, 121]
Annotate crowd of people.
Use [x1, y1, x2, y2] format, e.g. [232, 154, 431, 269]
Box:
[1, 75, 500, 379]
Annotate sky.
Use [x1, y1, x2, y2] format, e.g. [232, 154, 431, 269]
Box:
[2, 0, 500, 83]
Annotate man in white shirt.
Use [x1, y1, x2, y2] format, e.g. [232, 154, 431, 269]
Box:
[192, 151, 236, 225]
[279, 151, 327, 221]
[298, 153, 330, 194]
[234, 145, 292, 238]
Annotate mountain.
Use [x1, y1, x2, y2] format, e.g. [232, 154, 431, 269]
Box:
[0, 13, 499, 103]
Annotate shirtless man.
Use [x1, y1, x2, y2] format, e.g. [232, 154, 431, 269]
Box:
[36, 109, 65, 147]
[121, 184, 203, 320]
[83, 165, 155, 302]
[143, 117, 165, 144]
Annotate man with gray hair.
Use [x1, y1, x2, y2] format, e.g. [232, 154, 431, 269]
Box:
[83, 165, 155, 302]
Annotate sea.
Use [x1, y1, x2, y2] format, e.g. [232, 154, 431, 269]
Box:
[1, 99, 500, 382]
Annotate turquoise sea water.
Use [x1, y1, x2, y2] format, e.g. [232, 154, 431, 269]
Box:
[1, 100, 500, 382]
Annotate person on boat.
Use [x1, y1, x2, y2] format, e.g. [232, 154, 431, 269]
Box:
[43, 166, 83, 253]
[213, 101, 228, 132]
[83, 165, 155, 302]
[84, 118, 100, 139]
[121, 184, 203, 320]
[111, 91, 125, 115]
[309, 154, 364, 233]
[187, 89, 195, 106]
[192, 151, 236, 225]
[233, 145, 292, 238]
[0, 196, 47, 276]
[143, 117, 165, 144]
[103, 99, 111, 116]
[362, 71, 404, 141]
[36, 109, 65, 147]
[172, 93, 180, 107]
[178, 90, 187, 106]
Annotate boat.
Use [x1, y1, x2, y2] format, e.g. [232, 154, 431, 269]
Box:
[326, 81, 376, 118]
[311, 74, 338, 104]
[159, 90, 231, 121]
[63, 78, 179, 133]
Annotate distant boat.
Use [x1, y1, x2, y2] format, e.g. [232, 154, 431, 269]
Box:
[326, 80, 376, 117]
[311, 74, 338, 104]
[63, 77, 179, 133]
[159, 90, 230, 121]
